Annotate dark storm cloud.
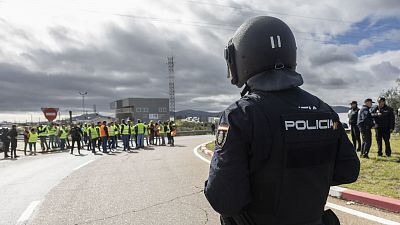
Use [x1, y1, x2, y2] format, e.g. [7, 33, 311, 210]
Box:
[371, 61, 400, 80]
[299, 66, 350, 90]
[309, 46, 358, 67]
[0, 20, 238, 113]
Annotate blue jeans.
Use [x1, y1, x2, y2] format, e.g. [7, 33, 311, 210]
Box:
[137, 134, 144, 148]
[102, 137, 108, 153]
[122, 134, 130, 150]
[60, 139, 66, 150]
[108, 136, 116, 149]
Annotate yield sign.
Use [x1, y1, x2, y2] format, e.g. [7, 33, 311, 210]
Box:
[41, 108, 59, 122]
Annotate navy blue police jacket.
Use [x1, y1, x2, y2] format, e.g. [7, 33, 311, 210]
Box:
[357, 105, 374, 128]
[204, 87, 360, 225]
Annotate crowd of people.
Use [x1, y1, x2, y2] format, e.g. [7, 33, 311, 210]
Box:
[348, 97, 398, 162]
[1, 119, 177, 158]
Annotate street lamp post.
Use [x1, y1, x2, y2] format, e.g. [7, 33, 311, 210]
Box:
[79, 91, 88, 117]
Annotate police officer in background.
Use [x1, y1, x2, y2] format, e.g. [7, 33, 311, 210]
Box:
[357, 98, 375, 159]
[371, 97, 395, 157]
[348, 101, 361, 152]
[204, 16, 360, 225]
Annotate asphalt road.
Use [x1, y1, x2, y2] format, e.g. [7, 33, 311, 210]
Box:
[1, 135, 399, 225]
[0, 147, 102, 225]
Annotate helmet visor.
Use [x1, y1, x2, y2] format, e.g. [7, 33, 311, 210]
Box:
[224, 40, 238, 85]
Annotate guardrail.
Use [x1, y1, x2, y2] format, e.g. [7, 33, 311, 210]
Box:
[176, 130, 212, 136]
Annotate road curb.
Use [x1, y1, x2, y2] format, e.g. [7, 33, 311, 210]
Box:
[200, 144, 214, 157]
[200, 143, 400, 213]
[331, 186, 400, 213]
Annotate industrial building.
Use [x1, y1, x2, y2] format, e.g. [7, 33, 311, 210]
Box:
[110, 98, 170, 122]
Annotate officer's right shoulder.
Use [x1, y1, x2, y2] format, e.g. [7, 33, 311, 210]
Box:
[220, 96, 257, 126]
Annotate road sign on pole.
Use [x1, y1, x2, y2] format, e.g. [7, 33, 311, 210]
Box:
[41, 108, 59, 122]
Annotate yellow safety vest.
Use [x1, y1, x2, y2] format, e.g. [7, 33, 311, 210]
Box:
[122, 124, 130, 135]
[159, 124, 165, 134]
[29, 132, 38, 143]
[109, 125, 115, 136]
[89, 127, 99, 139]
[60, 128, 68, 139]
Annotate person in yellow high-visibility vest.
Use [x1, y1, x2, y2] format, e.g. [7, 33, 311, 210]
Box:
[59, 125, 68, 150]
[154, 122, 161, 146]
[130, 121, 136, 149]
[135, 119, 145, 149]
[108, 122, 117, 151]
[120, 119, 130, 151]
[47, 124, 57, 150]
[144, 123, 149, 147]
[159, 121, 166, 146]
[37, 125, 49, 151]
[28, 128, 38, 155]
[88, 123, 99, 154]
[169, 121, 176, 147]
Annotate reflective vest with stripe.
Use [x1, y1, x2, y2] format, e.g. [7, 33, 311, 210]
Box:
[89, 127, 98, 139]
[38, 126, 48, 137]
[130, 125, 136, 135]
[136, 123, 145, 134]
[115, 125, 120, 135]
[159, 124, 165, 134]
[109, 125, 115, 136]
[29, 132, 38, 143]
[48, 127, 56, 136]
[60, 128, 68, 139]
[122, 124, 130, 135]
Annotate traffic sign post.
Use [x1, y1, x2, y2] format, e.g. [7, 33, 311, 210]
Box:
[41, 108, 59, 122]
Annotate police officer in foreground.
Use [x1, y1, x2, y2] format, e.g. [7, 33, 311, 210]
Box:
[371, 97, 395, 157]
[348, 101, 361, 152]
[204, 16, 360, 225]
[357, 98, 375, 159]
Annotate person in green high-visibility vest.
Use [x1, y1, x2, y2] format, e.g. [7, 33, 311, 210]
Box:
[120, 119, 131, 151]
[144, 122, 149, 147]
[108, 121, 117, 151]
[129, 120, 136, 149]
[59, 124, 68, 151]
[115, 123, 121, 148]
[88, 123, 99, 154]
[48, 124, 57, 149]
[28, 128, 38, 155]
[159, 121, 166, 146]
[135, 119, 145, 149]
[37, 125, 49, 151]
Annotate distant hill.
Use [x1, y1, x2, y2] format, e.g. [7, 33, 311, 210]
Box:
[331, 106, 349, 114]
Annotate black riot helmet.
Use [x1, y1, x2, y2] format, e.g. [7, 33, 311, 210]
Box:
[224, 16, 302, 89]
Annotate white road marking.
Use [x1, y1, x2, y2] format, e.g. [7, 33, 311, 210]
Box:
[326, 202, 400, 225]
[17, 200, 40, 224]
[193, 143, 211, 164]
[193, 141, 400, 225]
[73, 160, 94, 171]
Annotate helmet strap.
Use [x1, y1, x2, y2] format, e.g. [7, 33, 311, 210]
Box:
[240, 83, 250, 97]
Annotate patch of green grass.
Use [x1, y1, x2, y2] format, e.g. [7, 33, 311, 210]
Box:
[205, 131, 400, 199]
[343, 130, 400, 199]
[206, 142, 215, 151]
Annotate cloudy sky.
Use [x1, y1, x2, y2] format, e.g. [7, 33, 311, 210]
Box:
[0, 0, 399, 122]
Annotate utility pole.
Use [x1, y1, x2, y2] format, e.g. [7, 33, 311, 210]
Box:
[167, 57, 175, 120]
[79, 91, 88, 117]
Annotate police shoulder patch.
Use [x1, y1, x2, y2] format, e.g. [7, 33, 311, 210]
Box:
[215, 123, 229, 148]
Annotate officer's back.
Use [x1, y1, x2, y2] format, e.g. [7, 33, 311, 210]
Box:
[204, 16, 360, 225]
